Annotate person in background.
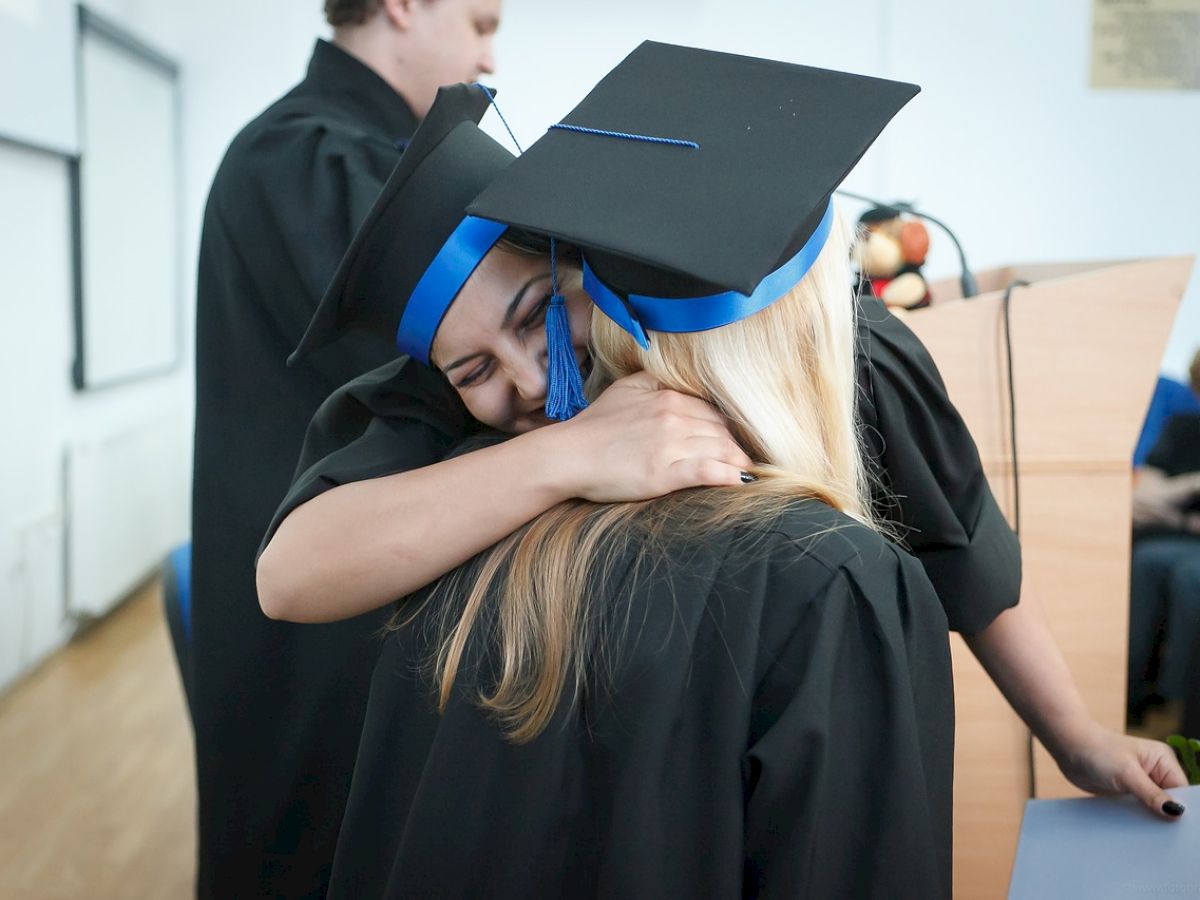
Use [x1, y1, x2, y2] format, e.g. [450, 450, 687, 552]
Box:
[1128, 348, 1200, 727]
[190, 1, 499, 895]
[1133, 370, 1200, 467]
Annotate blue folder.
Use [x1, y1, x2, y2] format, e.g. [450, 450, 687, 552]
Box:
[1009, 784, 1199, 899]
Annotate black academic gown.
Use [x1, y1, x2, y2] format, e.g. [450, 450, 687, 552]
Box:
[266, 294, 1022, 637]
[260, 294, 1012, 897]
[853, 296, 1021, 633]
[191, 40, 465, 898]
[328, 500, 955, 899]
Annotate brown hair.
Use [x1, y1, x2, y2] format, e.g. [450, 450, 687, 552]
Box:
[324, 0, 385, 27]
[1190, 348, 1200, 396]
[494, 228, 582, 268]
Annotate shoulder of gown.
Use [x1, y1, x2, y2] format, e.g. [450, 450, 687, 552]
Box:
[257, 357, 468, 559]
[856, 293, 1022, 634]
[716, 501, 955, 898]
[332, 496, 954, 899]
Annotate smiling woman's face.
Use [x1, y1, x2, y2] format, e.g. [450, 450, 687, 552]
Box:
[430, 245, 592, 433]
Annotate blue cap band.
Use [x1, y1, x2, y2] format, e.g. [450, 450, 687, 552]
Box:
[396, 215, 508, 364]
[582, 198, 835, 348]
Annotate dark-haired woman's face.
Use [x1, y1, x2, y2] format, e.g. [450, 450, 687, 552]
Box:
[430, 248, 591, 433]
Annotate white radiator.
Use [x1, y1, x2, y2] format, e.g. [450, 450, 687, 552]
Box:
[65, 414, 189, 618]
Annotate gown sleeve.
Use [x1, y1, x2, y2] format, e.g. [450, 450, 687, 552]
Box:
[742, 554, 954, 899]
[213, 116, 406, 385]
[257, 356, 470, 557]
[856, 294, 1022, 634]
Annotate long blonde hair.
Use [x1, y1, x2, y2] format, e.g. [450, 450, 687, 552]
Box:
[405, 204, 880, 742]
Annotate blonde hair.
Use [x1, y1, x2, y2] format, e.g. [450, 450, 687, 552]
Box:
[402, 204, 881, 742]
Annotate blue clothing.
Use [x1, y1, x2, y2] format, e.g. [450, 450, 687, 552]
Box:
[1133, 377, 1200, 467]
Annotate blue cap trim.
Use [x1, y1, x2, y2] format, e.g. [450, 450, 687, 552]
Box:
[582, 198, 835, 346]
[396, 215, 508, 364]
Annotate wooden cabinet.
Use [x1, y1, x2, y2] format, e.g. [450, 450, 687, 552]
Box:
[906, 257, 1193, 899]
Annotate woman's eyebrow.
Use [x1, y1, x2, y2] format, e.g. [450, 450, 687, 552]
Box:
[442, 352, 484, 375]
[501, 272, 552, 328]
[442, 272, 554, 373]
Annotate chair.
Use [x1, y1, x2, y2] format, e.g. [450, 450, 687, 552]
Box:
[162, 542, 195, 724]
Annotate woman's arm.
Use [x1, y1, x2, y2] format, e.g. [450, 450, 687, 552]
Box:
[962, 581, 1189, 819]
[257, 373, 752, 622]
[858, 300, 1188, 814]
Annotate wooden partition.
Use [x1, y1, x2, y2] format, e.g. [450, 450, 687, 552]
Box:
[906, 257, 1194, 899]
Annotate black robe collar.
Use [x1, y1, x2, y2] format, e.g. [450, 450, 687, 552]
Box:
[302, 38, 419, 146]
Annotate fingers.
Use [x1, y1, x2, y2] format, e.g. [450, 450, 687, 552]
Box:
[670, 397, 730, 429]
[1120, 747, 1188, 820]
[1146, 742, 1191, 789]
[683, 435, 755, 471]
[611, 371, 661, 392]
[665, 457, 753, 491]
[598, 373, 731, 430]
[646, 389, 728, 428]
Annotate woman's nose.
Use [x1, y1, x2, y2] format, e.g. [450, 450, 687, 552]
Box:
[510, 354, 546, 403]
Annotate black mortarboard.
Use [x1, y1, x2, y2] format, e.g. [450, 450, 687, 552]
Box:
[290, 82, 514, 366]
[467, 41, 920, 347]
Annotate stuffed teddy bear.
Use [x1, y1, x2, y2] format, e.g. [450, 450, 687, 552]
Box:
[857, 205, 932, 314]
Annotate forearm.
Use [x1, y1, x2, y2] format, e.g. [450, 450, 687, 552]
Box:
[257, 426, 574, 623]
[1132, 467, 1200, 529]
[962, 580, 1096, 763]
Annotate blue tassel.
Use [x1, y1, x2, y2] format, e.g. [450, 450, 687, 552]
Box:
[545, 295, 588, 420]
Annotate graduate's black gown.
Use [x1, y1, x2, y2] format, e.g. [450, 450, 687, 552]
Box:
[267, 295, 1021, 635]
[329, 500, 954, 899]
[191, 40, 465, 898]
[260, 294, 1021, 896]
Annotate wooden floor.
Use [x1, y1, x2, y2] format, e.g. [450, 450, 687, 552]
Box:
[0, 580, 195, 899]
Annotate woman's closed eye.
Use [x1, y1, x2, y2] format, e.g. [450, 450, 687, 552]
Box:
[456, 358, 494, 389]
[519, 294, 551, 332]
[447, 277, 553, 390]
[458, 296, 550, 388]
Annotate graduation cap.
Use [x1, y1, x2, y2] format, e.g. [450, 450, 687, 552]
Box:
[467, 41, 920, 349]
[290, 82, 515, 366]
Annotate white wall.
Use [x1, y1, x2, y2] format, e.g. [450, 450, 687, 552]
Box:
[0, 0, 196, 690]
[882, 0, 1200, 380]
[3, 0, 1196, 691]
[484, 0, 1199, 379]
[0, 142, 73, 689]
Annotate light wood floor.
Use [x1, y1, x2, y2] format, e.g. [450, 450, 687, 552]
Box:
[0, 580, 195, 899]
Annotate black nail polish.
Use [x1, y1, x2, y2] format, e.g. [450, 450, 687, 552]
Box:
[740, 471, 757, 484]
[1163, 800, 1185, 817]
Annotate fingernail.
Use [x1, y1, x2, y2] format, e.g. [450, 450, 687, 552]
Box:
[1163, 800, 1185, 817]
[740, 472, 757, 484]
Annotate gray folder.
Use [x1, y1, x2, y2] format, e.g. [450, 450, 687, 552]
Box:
[1009, 784, 1199, 899]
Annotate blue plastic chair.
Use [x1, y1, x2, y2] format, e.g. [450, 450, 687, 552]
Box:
[162, 542, 194, 724]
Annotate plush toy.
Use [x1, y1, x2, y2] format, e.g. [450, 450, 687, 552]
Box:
[857, 205, 932, 314]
